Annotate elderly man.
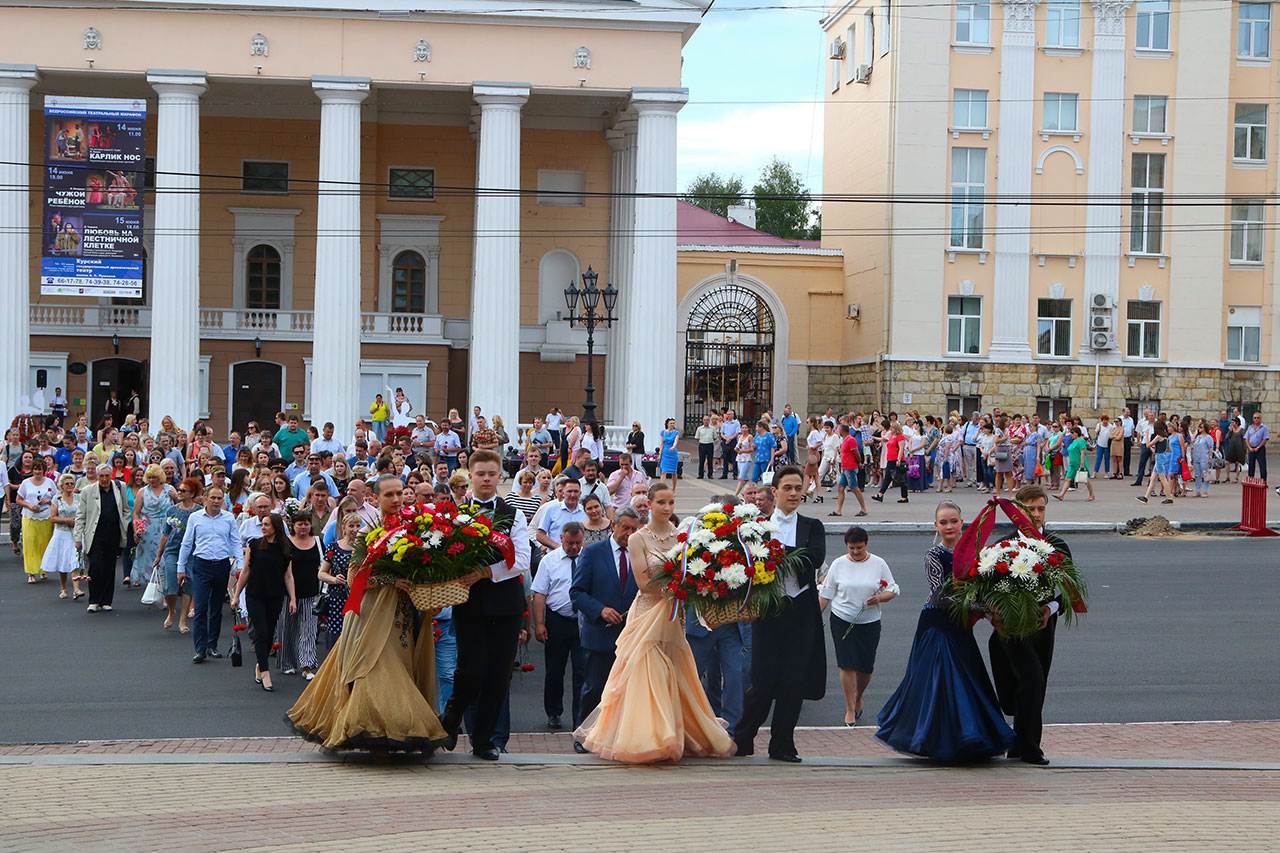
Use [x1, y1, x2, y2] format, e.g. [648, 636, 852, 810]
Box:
[74, 463, 129, 612]
[531, 522, 587, 731]
[178, 487, 243, 663]
[238, 493, 274, 541]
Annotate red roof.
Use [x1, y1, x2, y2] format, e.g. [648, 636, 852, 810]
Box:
[676, 201, 820, 249]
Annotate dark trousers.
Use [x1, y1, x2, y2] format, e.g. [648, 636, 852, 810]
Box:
[190, 557, 231, 655]
[697, 442, 715, 478]
[720, 440, 737, 478]
[877, 461, 908, 499]
[245, 592, 284, 671]
[463, 695, 511, 751]
[542, 610, 585, 725]
[784, 436, 797, 464]
[989, 618, 1057, 761]
[444, 614, 522, 752]
[1132, 445, 1153, 485]
[1248, 449, 1268, 481]
[579, 647, 616, 723]
[734, 598, 816, 758]
[1122, 437, 1133, 477]
[688, 624, 749, 730]
[86, 544, 119, 606]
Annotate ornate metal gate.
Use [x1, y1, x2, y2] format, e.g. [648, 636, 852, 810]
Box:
[683, 284, 775, 433]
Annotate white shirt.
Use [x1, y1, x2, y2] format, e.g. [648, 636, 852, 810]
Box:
[819, 553, 899, 624]
[770, 508, 810, 597]
[545, 412, 563, 430]
[1122, 416, 1135, 439]
[531, 546, 577, 617]
[470, 495, 530, 583]
[17, 477, 56, 520]
[1136, 418, 1155, 443]
[310, 437, 346, 456]
[821, 432, 842, 457]
[579, 477, 610, 508]
[806, 429, 824, 452]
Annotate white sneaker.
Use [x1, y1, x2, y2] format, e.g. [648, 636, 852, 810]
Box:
[102, 605, 113, 611]
[282, 668, 297, 675]
[86, 604, 101, 612]
[304, 671, 316, 681]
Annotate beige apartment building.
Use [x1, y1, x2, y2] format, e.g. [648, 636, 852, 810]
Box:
[818, 0, 1279, 419]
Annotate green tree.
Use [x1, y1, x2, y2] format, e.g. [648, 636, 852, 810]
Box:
[752, 157, 818, 240]
[681, 172, 746, 219]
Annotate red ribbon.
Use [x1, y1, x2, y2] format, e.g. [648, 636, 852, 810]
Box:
[487, 530, 516, 568]
[343, 516, 406, 617]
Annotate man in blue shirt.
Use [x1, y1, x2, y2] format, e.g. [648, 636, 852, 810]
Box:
[536, 479, 587, 550]
[752, 420, 776, 483]
[719, 409, 741, 480]
[53, 434, 77, 471]
[962, 412, 982, 486]
[435, 428, 463, 473]
[526, 418, 554, 457]
[292, 452, 339, 498]
[780, 405, 800, 464]
[177, 486, 243, 663]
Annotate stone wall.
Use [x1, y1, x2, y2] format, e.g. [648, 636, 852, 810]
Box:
[806, 359, 1280, 417]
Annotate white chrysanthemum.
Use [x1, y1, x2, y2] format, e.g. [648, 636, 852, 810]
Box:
[427, 531, 444, 548]
[455, 514, 471, 525]
[748, 542, 769, 559]
[687, 557, 709, 575]
[1008, 556, 1036, 580]
[759, 520, 780, 534]
[738, 521, 763, 538]
[734, 503, 761, 519]
[698, 503, 724, 515]
[719, 564, 748, 589]
[705, 540, 729, 554]
[688, 526, 715, 546]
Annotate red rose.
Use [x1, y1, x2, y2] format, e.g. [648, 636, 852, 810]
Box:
[271, 642, 282, 651]
[400, 506, 416, 519]
[744, 565, 755, 579]
[677, 532, 688, 543]
[448, 542, 466, 555]
[714, 524, 732, 537]
[723, 503, 734, 513]
[1033, 563, 1045, 573]
[520, 662, 536, 672]
[879, 579, 889, 588]
[995, 561, 1009, 574]
[968, 566, 978, 578]
[1047, 552, 1064, 566]
[664, 559, 675, 572]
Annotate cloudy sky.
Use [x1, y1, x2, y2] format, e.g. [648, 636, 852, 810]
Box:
[678, 3, 825, 195]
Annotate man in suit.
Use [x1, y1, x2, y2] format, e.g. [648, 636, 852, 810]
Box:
[440, 450, 531, 761]
[73, 463, 129, 612]
[569, 507, 642, 753]
[989, 483, 1070, 766]
[734, 466, 826, 762]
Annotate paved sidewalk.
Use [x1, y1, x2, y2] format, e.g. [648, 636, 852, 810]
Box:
[0, 722, 1277, 851]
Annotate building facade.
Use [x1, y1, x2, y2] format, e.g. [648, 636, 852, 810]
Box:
[819, 0, 1280, 418]
[4, 0, 701, 436]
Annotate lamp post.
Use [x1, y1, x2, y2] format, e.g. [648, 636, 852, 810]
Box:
[563, 265, 617, 426]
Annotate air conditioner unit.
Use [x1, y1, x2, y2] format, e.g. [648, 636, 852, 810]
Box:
[847, 303, 861, 320]
[854, 64, 873, 83]
[1090, 315, 1110, 330]
[1090, 331, 1112, 350]
[829, 40, 846, 60]
[1091, 293, 1111, 309]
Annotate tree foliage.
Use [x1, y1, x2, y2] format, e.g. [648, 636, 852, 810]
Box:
[752, 157, 818, 241]
[681, 172, 746, 219]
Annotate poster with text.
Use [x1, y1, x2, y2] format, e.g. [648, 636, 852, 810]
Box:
[40, 96, 147, 298]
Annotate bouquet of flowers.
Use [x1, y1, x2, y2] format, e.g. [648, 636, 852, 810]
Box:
[655, 502, 800, 628]
[359, 500, 516, 612]
[944, 532, 1087, 639]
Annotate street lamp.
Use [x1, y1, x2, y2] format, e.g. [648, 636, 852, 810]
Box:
[563, 265, 617, 426]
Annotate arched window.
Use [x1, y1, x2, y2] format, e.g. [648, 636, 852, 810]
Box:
[537, 249, 580, 324]
[392, 250, 427, 314]
[246, 244, 282, 310]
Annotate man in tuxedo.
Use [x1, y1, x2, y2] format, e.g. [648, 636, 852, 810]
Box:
[569, 507, 641, 753]
[440, 450, 531, 761]
[733, 466, 826, 762]
[989, 483, 1070, 766]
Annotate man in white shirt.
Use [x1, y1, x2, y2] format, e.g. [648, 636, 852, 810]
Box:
[578, 459, 610, 515]
[531, 522, 586, 730]
[1131, 410, 1157, 486]
[310, 422, 345, 457]
[1120, 407, 1136, 479]
[411, 415, 436, 457]
[962, 413, 982, 486]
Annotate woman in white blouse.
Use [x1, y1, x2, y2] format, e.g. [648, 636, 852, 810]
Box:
[818, 526, 899, 725]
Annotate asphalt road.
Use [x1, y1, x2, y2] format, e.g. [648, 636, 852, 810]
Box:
[1, 534, 1276, 744]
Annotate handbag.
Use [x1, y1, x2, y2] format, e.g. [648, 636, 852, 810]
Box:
[993, 445, 1010, 462]
[906, 455, 922, 479]
[760, 463, 775, 486]
[140, 566, 163, 606]
[1074, 470, 1089, 485]
[1180, 456, 1193, 482]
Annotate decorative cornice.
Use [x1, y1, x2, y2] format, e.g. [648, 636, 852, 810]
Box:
[1091, 0, 1133, 37]
[1002, 0, 1041, 34]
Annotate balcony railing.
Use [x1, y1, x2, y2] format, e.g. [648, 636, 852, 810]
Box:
[31, 304, 448, 345]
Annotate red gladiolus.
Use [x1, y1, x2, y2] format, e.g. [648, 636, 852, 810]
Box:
[271, 642, 282, 650]
[520, 662, 536, 672]
[1047, 552, 1064, 566]
[714, 524, 732, 537]
[447, 542, 465, 555]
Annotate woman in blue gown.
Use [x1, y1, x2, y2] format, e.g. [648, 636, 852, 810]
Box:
[875, 500, 1013, 762]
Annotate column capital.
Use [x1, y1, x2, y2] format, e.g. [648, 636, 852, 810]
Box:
[473, 82, 530, 107]
[1000, 0, 1041, 35]
[146, 69, 207, 97]
[0, 64, 38, 91]
[629, 88, 688, 114]
[1090, 0, 1133, 36]
[312, 76, 371, 103]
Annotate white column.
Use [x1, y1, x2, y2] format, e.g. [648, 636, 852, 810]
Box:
[987, 0, 1039, 358]
[0, 65, 37, 423]
[468, 83, 528, 426]
[603, 114, 636, 424]
[147, 70, 206, 427]
[311, 77, 369, 429]
[623, 89, 686, 437]
[1080, 0, 1132, 354]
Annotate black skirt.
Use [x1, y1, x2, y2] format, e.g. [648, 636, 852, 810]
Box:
[829, 615, 882, 673]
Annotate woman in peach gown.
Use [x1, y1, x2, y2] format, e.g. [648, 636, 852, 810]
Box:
[574, 481, 735, 763]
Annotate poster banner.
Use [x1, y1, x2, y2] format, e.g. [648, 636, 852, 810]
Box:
[40, 95, 147, 298]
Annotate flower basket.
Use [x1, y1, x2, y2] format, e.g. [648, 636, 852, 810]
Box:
[407, 580, 470, 612]
[697, 598, 755, 629]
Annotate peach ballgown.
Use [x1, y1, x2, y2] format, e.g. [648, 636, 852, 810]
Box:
[573, 525, 735, 763]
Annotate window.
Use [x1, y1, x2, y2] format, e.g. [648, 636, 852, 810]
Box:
[955, 1, 990, 44]
[1043, 93, 1079, 132]
[947, 296, 982, 354]
[1227, 306, 1262, 363]
[880, 0, 892, 54]
[537, 170, 586, 206]
[1036, 299, 1073, 356]
[388, 167, 436, 200]
[1126, 301, 1161, 359]
[391, 250, 427, 313]
[245, 244, 282, 310]
[846, 25, 857, 80]
[947, 396, 982, 418]
[949, 148, 986, 249]
[1136, 0, 1170, 50]
[241, 161, 289, 194]
[1045, 0, 1081, 47]
[1035, 397, 1071, 421]
[1234, 104, 1267, 161]
[1129, 153, 1164, 254]
[953, 89, 989, 128]
[1133, 95, 1168, 134]
[1239, 2, 1271, 59]
[1230, 199, 1265, 264]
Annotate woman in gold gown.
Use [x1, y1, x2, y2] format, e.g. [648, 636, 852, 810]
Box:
[574, 482, 735, 763]
[287, 479, 446, 752]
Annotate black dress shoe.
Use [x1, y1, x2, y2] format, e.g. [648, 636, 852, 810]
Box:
[207, 649, 223, 659]
[733, 743, 754, 757]
[546, 715, 562, 730]
[1006, 748, 1022, 760]
[472, 746, 501, 761]
[768, 753, 802, 764]
[1021, 755, 1050, 766]
[573, 741, 588, 754]
[192, 652, 207, 664]
[439, 716, 460, 752]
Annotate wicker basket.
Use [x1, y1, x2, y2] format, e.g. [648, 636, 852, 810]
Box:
[696, 599, 751, 629]
[407, 580, 471, 612]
